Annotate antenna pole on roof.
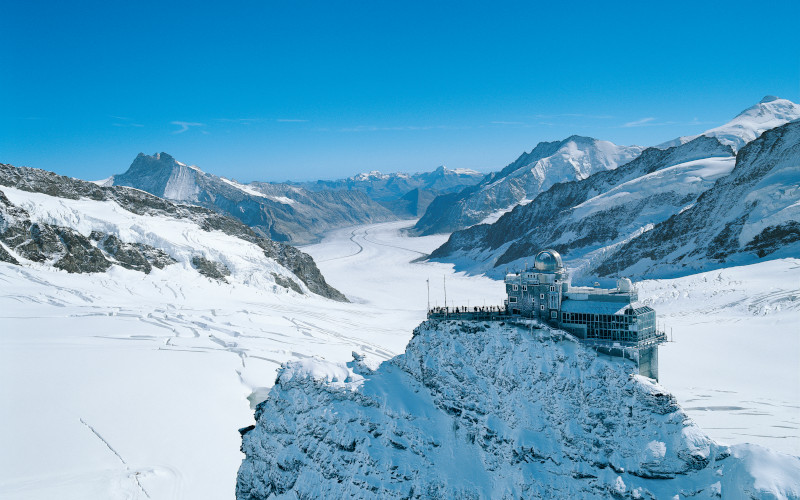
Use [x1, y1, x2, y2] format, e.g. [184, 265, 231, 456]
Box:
[443, 275, 447, 316]
[426, 278, 430, 312]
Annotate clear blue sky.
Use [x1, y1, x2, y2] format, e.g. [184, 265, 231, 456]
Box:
[2, 0, 798, 182]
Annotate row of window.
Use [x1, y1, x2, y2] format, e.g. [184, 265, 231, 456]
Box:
[562, 312, 636, 324]
[510, 284, 556, 293]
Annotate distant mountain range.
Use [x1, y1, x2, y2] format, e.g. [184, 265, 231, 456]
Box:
[108, 157, 483, 244]
[108, 153, 397, 245]
[291, 166, 483, 217]
[427, 96, 800, 282]
[412, 136, 644, 235]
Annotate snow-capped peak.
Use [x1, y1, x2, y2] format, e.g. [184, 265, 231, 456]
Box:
[352, 170, 389, 181]
[659, 96, 800, 152]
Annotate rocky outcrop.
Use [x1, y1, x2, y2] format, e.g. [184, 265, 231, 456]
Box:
[237, 320, 799, 498]
[191, 255, 231, 282]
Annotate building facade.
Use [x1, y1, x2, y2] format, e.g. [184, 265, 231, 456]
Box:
[505, 249, 666, 379]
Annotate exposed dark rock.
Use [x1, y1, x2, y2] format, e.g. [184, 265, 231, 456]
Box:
[52, 229, 112, 273]
[90, 232, 176, 273]
[271, 272, 302, 294]
[0, 243, 18, 264]
[191, 255, 231, 281]
[744, 221, 800, 258]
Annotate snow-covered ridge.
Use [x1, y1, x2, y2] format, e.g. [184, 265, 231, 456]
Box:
[413, 135, 644, 235]
[0, 162, 347, 300]
[658, 96, 800, 152]
[237, 320, 800, 499]
[595, 119, 800, 279]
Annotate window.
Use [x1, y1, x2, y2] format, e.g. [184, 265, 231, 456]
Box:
[509, 296, 517, 303]
[512, 285, 518, 291]
[540, 293, 545, 299]
[550, 286, 555, 292]
[540, 305, 545, 311]
[550, 310, 557, 319]
[522, 285, 527, 291]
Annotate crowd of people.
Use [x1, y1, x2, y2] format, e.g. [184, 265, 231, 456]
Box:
[428, 305, 506, 316]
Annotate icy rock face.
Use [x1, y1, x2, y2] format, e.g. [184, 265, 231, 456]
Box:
[0, 163, 347, 300]
[430, 136, 732, 280]
[413, 136, 644, 235]
[594, 120, 800, 279]
[236, 320, 797, 499]
[112, 153, 397, 245]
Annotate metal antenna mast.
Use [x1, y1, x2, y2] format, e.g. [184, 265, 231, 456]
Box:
[426, 278, 430, 312]
[443, 275, 447, 315]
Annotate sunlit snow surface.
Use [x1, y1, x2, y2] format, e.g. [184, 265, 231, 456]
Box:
[639, 259, 800, 455]
[0, 220, 503, 500]
[0, 221, 797, 499]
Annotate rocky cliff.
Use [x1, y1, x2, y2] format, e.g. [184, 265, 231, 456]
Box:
[237, 320, 799, 499]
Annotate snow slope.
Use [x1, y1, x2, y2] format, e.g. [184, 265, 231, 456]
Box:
[426, 97, 800, 285]
[640, 259, 800, 455]
[658, 96, 800, 152]
[0, 221, 504, 500]
[0, 163, 345, 299]
[1, 220, 798, 499]
[237, 319, 800, 499]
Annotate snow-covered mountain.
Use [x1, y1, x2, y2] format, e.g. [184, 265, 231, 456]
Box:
[430, 136, 734, 280]
[429, 97, 800, 282]
[657, 95, 800, 152]
[293, 165, 484, 217]
[237, 319, 800, 499]
[110, 153, 397, 244]
[413, 136, 645, 235]
[0, 162, 346, 300]
[594, 119, 800, 279]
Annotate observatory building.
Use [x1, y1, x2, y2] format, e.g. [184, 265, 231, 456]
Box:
[504, 249, 666, 379]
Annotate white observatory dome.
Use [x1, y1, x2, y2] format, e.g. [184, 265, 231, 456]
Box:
[533, 249, 563, 272]
[617, 277, 633, 292]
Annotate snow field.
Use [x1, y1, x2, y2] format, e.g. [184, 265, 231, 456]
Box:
[0, 216, 797, 500]
[0, 220, 503, 500]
